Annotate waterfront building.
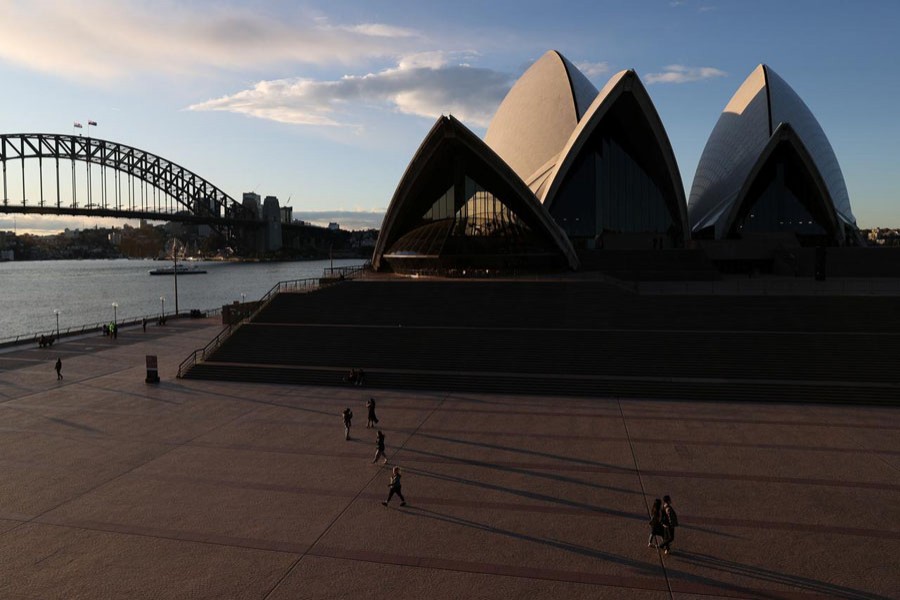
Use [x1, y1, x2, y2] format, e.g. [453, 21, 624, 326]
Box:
[262, 195, 283, 252]
[373, 53, 860, 275]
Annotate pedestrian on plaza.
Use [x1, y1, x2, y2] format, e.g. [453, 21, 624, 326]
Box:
[366, 397, 378, 428]
[55, 357, 63, 380]
[660, 495, 679, 555]
[342, 407, 353, 440]
[373, 430, 387, 464]
[142, 318, 147, 333]
[648, 498, 664, 548]
[382, 466, 406, 507]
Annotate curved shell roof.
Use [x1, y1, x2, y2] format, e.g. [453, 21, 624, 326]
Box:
[484, 50, 597, 186]
[688, 64, 854, 234]
[373, 115, 579, 271]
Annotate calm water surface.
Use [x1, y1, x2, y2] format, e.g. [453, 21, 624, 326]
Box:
[0, 258, 364, 341]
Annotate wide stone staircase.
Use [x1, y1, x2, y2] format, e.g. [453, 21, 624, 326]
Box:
[183, 279, 900, 404]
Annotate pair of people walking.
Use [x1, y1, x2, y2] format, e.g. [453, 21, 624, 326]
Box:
[648, 495, 678, 554]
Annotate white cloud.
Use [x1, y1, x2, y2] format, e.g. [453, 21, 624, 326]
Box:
[189, 54, 513, 128]
[0, 1, 421, 81]
[575, 61, 611, 79]
[645, 64, 727, 84]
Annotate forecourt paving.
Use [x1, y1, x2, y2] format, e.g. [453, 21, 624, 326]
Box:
[0, 318, 898, 599]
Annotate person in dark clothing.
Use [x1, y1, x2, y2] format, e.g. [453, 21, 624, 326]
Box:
[366, 397, 378, 428]
[342, 407, 353, 440]
[382, 466, 406, 507]
[55, 357, 63, 380]
[648, 498, 664, 548]
[660, 495, 678, 555]
[142, 318, 147, 333]
[373, 430, 387, 464]
[355, 368, 365, 386]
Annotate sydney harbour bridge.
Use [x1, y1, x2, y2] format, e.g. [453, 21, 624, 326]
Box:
[0, 133, 320, 254]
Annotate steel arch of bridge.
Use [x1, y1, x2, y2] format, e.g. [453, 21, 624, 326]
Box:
[0, 133, 256, 228]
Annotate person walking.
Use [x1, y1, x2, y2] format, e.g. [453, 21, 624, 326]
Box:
[366, 397, 378, 428]
[660, 495, 679, 555]
[648, 498, 664, 548]
[373, 430, 388, 464]
[55, 357, 63, 380]
[382, 466, 406, 507]
[342, 407, 353, 440]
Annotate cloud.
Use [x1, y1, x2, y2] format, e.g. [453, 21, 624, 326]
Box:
[575, 61, 611, 79]
[0, 1, 421, 81]
[188, 53, 514, 128]
[645, 64, 727, 84]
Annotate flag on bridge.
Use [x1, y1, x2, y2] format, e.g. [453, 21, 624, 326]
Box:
[88, 120, 97, 126]
[73, 122, 83, 128]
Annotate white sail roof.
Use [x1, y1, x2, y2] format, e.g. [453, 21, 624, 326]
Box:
[484, 50, 597, 187]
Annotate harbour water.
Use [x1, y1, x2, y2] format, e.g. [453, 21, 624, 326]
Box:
[0, 258, 365, 342]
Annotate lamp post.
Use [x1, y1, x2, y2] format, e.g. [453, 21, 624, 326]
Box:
[54, 309, 60, 340]
[112, 302, 118, 325]
[240, 293, 245, 304]
[160, 296, 165, 320]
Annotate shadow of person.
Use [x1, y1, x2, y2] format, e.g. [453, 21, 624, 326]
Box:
[671, 550, 891, 600]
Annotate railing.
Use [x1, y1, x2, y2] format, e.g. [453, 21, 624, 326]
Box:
[177, 276, 339, 378]
[0, 307, 223, 350]
[323, 261, 371, 279]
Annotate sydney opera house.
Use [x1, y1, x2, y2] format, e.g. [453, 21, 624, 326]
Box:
[372, 51, 860, 275]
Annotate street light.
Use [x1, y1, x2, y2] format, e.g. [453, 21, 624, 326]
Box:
[240, 293, 246, 304]
[53, 309, 60, 340]
[160, 296, 165, 319]
[112, 302, 118, 325]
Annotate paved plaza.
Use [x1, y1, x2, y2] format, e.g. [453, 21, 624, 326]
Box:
[0, 319, 898, 599]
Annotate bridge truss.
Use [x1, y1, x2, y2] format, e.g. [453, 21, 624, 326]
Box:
[0, 133, 256, 230]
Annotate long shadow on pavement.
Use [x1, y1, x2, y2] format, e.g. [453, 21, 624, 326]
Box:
[401, 446, 640, 496]
[406, 465, 645, 521]
[404, 505, 664, 577]
[670, 550, 891, 600]
[414, 431, 632, 470]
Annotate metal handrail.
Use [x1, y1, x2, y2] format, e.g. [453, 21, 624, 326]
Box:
[177, 276, 334, 378]
[323, 261, 371, 278]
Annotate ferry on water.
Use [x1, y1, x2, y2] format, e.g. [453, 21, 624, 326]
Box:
[149, 264, 207, 275]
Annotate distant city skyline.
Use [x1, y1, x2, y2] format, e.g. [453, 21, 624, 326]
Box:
[1, 0, 898, 234]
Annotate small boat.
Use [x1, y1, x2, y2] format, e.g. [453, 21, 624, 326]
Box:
[149, 264, 207, 275]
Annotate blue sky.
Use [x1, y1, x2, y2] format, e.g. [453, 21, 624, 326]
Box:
[0, 0, 898, 233]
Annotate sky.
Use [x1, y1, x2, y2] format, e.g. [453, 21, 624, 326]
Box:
[0, 0, 898, 234]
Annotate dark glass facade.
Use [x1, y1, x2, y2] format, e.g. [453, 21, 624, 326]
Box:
[548, 97, 681, 245]
[387, 176, 547, 262]
[732, 143, 835, 244]
[377, 118, 574, 274]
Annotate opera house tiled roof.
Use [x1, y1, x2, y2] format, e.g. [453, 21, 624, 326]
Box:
[688, 64, 856, 243]
[373, 54, 858, 274]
